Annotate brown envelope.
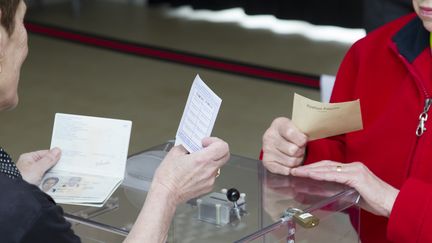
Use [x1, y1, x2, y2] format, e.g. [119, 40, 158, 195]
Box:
[292, 93, 363, 141]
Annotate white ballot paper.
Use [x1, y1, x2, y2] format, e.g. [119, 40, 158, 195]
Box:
[40, 113, 132, 207]
[175, 75, 222, 153]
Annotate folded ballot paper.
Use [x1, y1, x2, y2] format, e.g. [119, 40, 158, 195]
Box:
[39, 113, 132, 207]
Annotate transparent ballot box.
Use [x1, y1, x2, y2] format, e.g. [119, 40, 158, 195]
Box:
[63, 142, 360, 243]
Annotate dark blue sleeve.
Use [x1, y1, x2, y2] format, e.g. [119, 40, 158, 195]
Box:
[21, 204, 81, 243]
[0, 175, 81, 243]
[20, 201, 81, 243]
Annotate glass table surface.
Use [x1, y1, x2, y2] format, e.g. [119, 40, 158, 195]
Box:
[63, 142, 360, 243]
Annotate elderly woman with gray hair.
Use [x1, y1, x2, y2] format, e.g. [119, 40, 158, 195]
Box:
[0, 1, 230, 242]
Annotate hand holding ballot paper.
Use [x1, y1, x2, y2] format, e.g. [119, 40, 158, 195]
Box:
[40, 113, 132, 207]
[126, 76, 229, 242]
[175, 74, 222, 153]
[262, 93, 363, 175]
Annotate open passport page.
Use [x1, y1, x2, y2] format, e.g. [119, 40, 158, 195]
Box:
[39, 113, 132, 207]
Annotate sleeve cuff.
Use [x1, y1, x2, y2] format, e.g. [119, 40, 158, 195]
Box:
[387, 178, 432, 242]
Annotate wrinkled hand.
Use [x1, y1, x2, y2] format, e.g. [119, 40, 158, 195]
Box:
[152, 137, 230, 205]
[262, 117, 307, 175]
[16, 148, 61, 185]
[291, 160, 399, 217]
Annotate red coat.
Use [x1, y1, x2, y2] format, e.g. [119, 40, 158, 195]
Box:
[305, 13, 432, 242]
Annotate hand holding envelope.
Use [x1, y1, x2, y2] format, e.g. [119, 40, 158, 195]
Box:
[262, 93, 363, 175]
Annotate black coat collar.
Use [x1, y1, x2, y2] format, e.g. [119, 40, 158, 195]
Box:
[392, 16, 429, 63]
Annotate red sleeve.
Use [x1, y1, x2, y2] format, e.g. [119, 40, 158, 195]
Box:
[304, 39, 363, 164]
[387, 178, 432, 242]
[303, 135, 345, 164]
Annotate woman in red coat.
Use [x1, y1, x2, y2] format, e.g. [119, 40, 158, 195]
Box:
[262, 0, 432, 242]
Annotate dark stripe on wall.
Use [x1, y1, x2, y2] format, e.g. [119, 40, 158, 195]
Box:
[25, 21, 320, 89]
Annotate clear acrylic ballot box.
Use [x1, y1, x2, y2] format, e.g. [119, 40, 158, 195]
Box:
[62, 141, 360, 243]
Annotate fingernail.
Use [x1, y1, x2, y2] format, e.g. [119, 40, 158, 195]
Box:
[51, 147, 61, 156]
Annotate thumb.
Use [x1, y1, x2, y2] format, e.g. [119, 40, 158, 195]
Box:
[202, 137, 219, 147]
[279, 120, 308, 147]
[37, 147, 61, 172]
[199, 137, 229, 161]
[168, 145, 188, 156]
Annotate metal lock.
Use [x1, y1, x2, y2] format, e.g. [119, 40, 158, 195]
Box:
[284, 208, 319, 229]
[293, 212, 319, 228]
